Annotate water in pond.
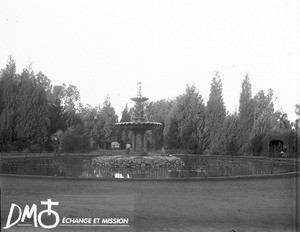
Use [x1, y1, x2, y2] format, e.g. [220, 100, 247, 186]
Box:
[0, 155, 297, 179]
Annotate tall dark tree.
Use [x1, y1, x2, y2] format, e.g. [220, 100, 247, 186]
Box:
[176, 85, 205, 153]
[14, 68, 49, 147]
[238, 74, 254, 151]
[0, 57, 18, 148]
[205, 72, 226, 154]
[219, 113, 240, 155]
[164, 108, 180, 149]
[164, 85, 205, 153]
[48, 99, 67, 134]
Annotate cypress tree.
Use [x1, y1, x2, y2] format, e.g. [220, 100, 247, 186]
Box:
[164, 108, 180, 149]
[176, 85, 205, 153]
[238, 74, 254, 151]
[0, 57, 18, 147]
[14, 69, 49, 148]
[205, 72, 226, 154]
[219, 113, 239, 155]
[163, 85, 206, 153]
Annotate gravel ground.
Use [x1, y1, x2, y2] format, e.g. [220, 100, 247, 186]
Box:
[0, 174, 298, 232]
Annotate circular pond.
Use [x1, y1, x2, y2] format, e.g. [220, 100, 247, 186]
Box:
[0, 155, 297, 179]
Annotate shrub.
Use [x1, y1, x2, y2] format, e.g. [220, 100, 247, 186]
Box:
[4, 143, 19, 152]
[60, 126, 90, 153]
[28, 143, 43, 153]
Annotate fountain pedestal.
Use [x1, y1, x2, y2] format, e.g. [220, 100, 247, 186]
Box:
[132, 130, 147, 154]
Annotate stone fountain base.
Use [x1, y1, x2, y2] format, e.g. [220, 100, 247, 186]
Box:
[91, 155, 184, 170]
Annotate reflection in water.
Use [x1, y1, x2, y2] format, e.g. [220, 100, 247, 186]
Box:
[113, 173, 130, 178]
[114, 173, 124, 178]
[0, 156, 297, 179]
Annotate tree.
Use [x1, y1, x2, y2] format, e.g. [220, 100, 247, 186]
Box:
[48, 98, 67, 134]
[146, 99, 173, 150]
[52, 83, 81, 127]
[60, 125, 90, 152]
[116, 104, 132, 147]
[96, 95, 118, 148]
[164, 108, 180, 149]
[36, 71, 52, 96]
[164, 85, 206, 153]
[295, 103, 300, 118]
[120, 104, 131, 122]
[238, 74, 254, 151]
[14, 68, 49, 148]
[253, 89, 274, 120]
[80, 104, 101, 141]
[250, 89, 276, 154]
[205, 72, 226, 154]
[177, 85, 206, 153]
[0, 57, 87, 151]
[219, 113, 240, 155]
[0, 57, 18, 149]
[295, 104, 300, 153]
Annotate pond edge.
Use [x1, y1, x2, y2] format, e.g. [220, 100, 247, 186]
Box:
[0, 171, 299, 182]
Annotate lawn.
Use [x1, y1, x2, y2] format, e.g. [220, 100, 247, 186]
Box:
[0, 174, 298, 232]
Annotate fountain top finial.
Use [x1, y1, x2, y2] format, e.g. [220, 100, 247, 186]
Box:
[131, 82, 148, 102]
[137, 82, 142, 97]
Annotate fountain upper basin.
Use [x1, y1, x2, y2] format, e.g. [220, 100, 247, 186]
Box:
[116, 121, 162, 130]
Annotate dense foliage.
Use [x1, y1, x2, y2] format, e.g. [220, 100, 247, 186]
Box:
[163, 85, 205, 153]
[0, 57, 118, 152]
[0, 57, 299, 155]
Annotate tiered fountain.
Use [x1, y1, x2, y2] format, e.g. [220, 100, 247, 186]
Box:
[115, 82, 162, 155]
[92, 83, 184, 172]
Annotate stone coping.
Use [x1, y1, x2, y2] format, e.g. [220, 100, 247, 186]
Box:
[0, 153, 98, 160]
[0, 171, 299, 181]
[173, 154, 298, 162]
[1, 152, 298, 163]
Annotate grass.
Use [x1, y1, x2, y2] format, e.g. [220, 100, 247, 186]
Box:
[0, 174, 298, 232]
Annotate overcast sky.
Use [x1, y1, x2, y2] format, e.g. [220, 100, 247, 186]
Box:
[0, 0, 299, 121]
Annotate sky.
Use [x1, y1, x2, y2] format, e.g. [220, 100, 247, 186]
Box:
[0, 0, 299, 121]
